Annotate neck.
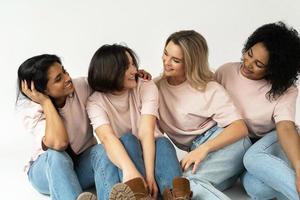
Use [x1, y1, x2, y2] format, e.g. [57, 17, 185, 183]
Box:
[167, 76, 186, 86]
[111, 89, 128, 96]
[54, 96, 67, 108]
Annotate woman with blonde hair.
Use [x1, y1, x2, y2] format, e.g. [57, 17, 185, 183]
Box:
[155, 30, 251, 199]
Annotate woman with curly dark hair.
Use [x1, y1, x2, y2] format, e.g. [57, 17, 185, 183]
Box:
[215, 21, 300, 200]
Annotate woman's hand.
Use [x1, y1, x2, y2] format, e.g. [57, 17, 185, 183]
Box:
[21, 80, 50, 105]
[181, 144, 210, 174]
[138, 69, 152, 80]
[146, 176, 158, 199]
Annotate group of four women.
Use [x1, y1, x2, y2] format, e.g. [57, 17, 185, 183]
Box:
[17, 21, 300, 200]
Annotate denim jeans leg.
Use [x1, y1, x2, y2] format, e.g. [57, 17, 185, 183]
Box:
[119, 133, 146, 180]
[76, 144, 120, 200]
[154, 137, 182, 194]
[184, 126, 251, 200]
[242, 130, 299, 200]
[28, 149, 82, 200]
[241, 172, 289, 200]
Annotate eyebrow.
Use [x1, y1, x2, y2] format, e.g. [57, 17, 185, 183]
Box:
[165, 49, 183, 61]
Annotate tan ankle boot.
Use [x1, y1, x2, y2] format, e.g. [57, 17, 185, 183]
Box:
[109, 177, 153, 200]
[163, 177, 193, 200]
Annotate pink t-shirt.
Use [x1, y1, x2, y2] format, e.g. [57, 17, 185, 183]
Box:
[19, 77, 97, 173]
[215, 62, 298, 138]
[86, 79, 163, 140]
[155, 78, 242, 150]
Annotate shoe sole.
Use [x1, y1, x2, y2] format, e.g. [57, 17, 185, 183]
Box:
[109, 183, 136, 200]
[77, 192, 97, 200]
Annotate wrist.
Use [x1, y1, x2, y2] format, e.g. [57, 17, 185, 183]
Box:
[41, 98, 52, 107]
[198, 142, 211, 153]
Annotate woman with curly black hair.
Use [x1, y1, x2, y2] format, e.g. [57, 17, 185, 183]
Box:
[215, 21, 300, 200]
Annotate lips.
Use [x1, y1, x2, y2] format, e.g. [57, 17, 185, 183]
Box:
[128, 76, 135, 80]
[65, 80, 73, 89]
[164, 66, 173, 72]
[241, 64, 252, 75]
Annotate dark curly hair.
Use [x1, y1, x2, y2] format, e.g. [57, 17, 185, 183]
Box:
[243, 21, 300, 100]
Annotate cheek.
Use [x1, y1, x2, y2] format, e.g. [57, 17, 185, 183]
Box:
[176, 64, 185, 73]
[254, 69, 267, 79]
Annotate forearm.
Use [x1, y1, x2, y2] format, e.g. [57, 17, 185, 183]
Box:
[203, 119, 248, 153]
[97, 130, 137, 172]
[140, 133, 155, 178]
[277, 121, 300, 175]
[42, 99, 69, 150]
[138, 115, 156, 178]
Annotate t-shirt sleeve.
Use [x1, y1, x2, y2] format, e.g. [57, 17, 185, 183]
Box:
[214, 67, 222, 83]
[19, 100, 46, 151]
[273, 86, 298, 123]
[214, 63, 230, 85]
[207, 83, 242, 127]
[86, 92, 110, 131]
[140, 80, 159, 118]
[73, 77, 94, 102]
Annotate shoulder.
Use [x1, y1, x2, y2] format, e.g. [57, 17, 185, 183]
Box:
[215, 62, 240, 75]
[277, 85, 299, 101]
[205, 81, 230, 99]
[72, 77, 93, 99]
[72, 77, 91, 91]
[206, 81, 226, 92]
[88, 91, 104, 102]
[138, 78, 158, 91]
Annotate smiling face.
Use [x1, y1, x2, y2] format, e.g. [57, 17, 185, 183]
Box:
[123, 51, 138, 90]
[241, 42, 269, 80]
[45, 62, 74, 104]
[162, 40, 186, 84]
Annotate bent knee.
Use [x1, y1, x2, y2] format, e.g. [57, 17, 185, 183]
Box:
[120, 133, 138, 143]
[156, 137, 174, 148]
[243, 148, 258, 170]
[45, 149, 73, 166]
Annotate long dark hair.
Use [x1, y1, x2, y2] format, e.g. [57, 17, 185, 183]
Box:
[17, 54, 62, 103]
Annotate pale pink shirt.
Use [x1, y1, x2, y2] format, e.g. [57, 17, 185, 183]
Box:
[86, 79, 163, 140]
[155, 78, 242, 150]
[215, 62, 298, 138]
[19, 77, 97, 173]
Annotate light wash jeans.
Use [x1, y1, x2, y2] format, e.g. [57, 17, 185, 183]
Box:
[183, 125, 251, 200]
[116, 133, 182, 195]
[28, 144, 116, 200]
[241, 130, 300, 200]
[69, 133, 181, 199]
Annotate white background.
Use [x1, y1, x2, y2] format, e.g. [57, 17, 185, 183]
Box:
[0, 0, 300, 199]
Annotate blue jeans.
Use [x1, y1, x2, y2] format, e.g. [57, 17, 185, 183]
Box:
[241, 130, 300, 200]
[114, 133, 182, 195]
[183, 126, 251, 200]
[28, 144, 117, 200]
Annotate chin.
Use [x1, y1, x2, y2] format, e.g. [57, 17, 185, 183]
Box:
[66, 88, 75, 95]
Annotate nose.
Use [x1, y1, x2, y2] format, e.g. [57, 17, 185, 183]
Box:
[163, 55, 171, 66]
[129, 65, 137, 74]
[63, 71, 71, 82]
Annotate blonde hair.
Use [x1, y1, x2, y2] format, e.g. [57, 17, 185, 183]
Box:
[165, 30, 214, 90]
